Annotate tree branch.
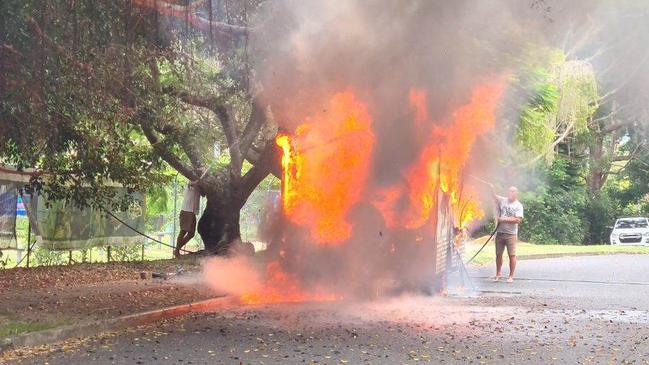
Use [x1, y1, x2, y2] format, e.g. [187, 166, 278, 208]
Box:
[152, 122, 205, 170]
[27, 17, 93, 74]
[214, 105, 243, 179]
[131, 0, 248, 38]
[145, 58, 207, 171]
[141, 123, 197, 180]
[163, 85, 219, 110]
[238, 142, 276, 208]
[518, 121, 575, 168]
[613, 144, 643, 163]
[238, 98, 266, 159]
[602, 119, 633, 134]
[589, 104, 629, 126]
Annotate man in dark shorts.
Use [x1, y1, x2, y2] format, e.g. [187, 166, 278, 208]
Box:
[493, 186, 524, 283]
[175, 180, 201, 258]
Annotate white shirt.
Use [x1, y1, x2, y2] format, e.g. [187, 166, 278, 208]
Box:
[496, 196, 524, 235]
[181, 184, 200, 215]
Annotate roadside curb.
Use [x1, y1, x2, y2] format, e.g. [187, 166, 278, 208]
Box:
[0, 296, 234, 353]
[518, 251, 644, 261]
[467, 251, 647, 266]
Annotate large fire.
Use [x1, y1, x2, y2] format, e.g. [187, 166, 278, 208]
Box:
[275, 91, 375, 245]
[238, 76, 507, 304]
[373, 78, 506, 230]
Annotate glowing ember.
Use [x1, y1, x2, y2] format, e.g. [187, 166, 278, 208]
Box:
[275, 90, 375, 245]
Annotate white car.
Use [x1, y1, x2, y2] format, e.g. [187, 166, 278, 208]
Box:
[610, 217, 649, 245]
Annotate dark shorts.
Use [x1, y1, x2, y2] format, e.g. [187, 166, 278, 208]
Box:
[496, 233, 517, 257]
[179, 211, 196, 233]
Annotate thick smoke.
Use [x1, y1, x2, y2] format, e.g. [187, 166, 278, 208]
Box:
[202, 1, 649, 300]
[229, 0, 539, 298]
[253, 0, 536, 125]
[250, 0, 547, 215]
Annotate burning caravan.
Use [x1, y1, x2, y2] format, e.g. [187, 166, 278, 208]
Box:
[256, 165, 460, 299]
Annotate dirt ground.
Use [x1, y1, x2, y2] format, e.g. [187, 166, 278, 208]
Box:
[0, 258, 215, 338]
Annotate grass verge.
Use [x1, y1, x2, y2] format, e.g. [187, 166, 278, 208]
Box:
[0, 320, 62, 338]
[464, 236, 649, 266]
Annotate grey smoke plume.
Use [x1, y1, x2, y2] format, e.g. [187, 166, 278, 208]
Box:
[243, 0, 537, 298]
[205, 1, 649, 299]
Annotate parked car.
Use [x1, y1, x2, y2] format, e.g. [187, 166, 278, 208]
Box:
[609, 217, 649, 245]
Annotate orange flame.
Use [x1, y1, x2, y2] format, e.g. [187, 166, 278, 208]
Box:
[275, 90, 375, 245]
[254, 76, 507, 305]
[374, 76, 506, 229]
[439, 78, 505, 227]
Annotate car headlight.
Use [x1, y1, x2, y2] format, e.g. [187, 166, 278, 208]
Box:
[611, 233, 618, 238]
[643, 232, 649, 238]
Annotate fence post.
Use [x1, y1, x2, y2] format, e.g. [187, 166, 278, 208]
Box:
[141, 244, 145, 261]
[26, 219, 31, 268]
[107, 246, 112, 262]
[68, 250, 72, 265]
[20, 191, 40, 268]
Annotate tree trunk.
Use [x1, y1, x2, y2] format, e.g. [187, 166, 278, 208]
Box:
[586, 133, 607, 197]
[198, 193, 241, 255]
[196, 170, 267, 255]
[195, 142, 278, 255]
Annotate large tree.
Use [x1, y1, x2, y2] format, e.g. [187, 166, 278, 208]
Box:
[511, 1, 649, 243]
[1, 0, 278, 253]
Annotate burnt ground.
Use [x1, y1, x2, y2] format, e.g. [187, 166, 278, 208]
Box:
[3, 254, 649, 364]
[0, 258, 215, 338]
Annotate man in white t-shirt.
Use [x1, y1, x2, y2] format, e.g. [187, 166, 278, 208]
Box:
[493, 186, 524, 283]
[175, 180, 201, 258]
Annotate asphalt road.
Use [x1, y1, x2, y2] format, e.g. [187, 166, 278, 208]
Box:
[7, 254, 649, 365]
[469, 254, 649, 310]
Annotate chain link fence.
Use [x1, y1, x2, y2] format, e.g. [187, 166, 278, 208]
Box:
[0, 177, 280, 269]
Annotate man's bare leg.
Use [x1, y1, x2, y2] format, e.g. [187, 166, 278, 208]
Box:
[175, 230, 189, 258]
[495, 253, 503, 281]
[507, 255, 517, 282]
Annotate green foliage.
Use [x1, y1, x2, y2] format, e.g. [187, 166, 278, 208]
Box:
[514, 47, 598, 165]
[0, 320, 62, 337]
[610, 151, 649, 214]
[518, 157, 588, 244]
[516, 83, 560, 160]
[514, 47, 564, 162]
[555, 60, 598, 135]
[584, 191, 617, 244]
[32, 248, 67, 266]
[507, 46, 615, 245]
[519, 189, 588, 244]
[110, 245, 143, 262]
[0, 0, 268, 216]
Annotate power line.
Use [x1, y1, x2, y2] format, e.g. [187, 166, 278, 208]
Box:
[101, 206, 196, 254]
